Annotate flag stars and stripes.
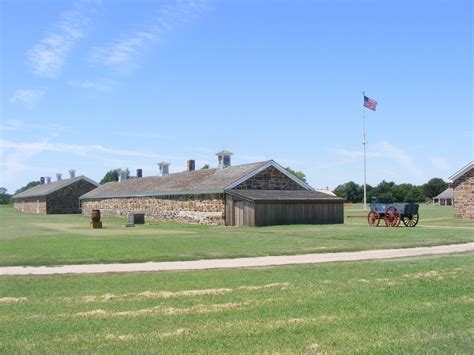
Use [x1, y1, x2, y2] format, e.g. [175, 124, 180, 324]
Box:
[364, 95, 377, 111]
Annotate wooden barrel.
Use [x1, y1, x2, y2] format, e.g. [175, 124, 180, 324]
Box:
[91, 209, 101, 222]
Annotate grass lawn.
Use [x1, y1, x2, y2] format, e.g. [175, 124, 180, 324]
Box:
[1, 253, 472, 352]
[0, 204, 472, 266]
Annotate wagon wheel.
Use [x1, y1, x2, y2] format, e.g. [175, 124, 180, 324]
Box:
[368, 211, 380, 227]
[384, 206, 401, 227]
[402, 213, 419, 227]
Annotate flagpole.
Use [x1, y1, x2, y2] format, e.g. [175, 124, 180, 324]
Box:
[362, 92, 367, 210]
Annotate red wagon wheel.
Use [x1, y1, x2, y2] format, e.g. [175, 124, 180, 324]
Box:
[368, 211, 380, 227]
[384, 206, 401, 227]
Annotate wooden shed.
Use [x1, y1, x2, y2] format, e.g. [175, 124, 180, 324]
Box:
[225, 190, 344, 227]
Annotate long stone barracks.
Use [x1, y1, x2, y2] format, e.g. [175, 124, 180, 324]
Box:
[13, 170, 99, 214]
[80, 152, 344, 226]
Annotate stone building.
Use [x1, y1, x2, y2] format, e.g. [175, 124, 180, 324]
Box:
[80, 152, 344, 226]
[449, 161, 473, 220]
[13, 171, 99, 214]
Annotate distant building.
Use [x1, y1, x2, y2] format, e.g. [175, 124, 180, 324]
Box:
[80, 152, 344, 226]
[315, 188, 337, 197]
[449, 161, 473, 220]
[13, 171, 98, 214]
[432, 187, 453, 206]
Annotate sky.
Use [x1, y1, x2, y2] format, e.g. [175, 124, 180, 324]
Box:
[1, 0, 472, 193]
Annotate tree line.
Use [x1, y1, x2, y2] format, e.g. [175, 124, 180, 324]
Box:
[333, 178, 448, 203]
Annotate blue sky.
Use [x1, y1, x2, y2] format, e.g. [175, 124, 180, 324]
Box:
[1, 0, 472, 192]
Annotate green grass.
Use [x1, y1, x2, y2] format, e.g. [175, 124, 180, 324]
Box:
[345, 203, 474, 226]
[0, 205, 472, 266]
[1, 253, 472, 353]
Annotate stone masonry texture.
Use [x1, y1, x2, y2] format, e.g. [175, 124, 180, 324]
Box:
[452, 168, 474, 220]
[80, 166, 306, 225]
[13, 196, 47, 214]
[13, 179, 98, 214]
[234, 166, 305, 190]
[82, 193, 225, 225]
[46, 180, 98, 214]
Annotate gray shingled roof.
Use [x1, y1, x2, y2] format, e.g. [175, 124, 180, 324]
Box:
[80, 161, 272, 199]
[227, 189, 344, 202]
[433, 188, 453, 199]
[13, 176, 99, 199]
[449, 161, 473, 181]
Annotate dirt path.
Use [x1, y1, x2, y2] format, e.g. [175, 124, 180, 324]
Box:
[1, 243, 473, 276]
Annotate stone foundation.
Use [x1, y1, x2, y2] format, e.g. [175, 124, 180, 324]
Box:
[81, 193, 225, 225]
[453, 169, 473, 220]
[13, 197, 47, 214]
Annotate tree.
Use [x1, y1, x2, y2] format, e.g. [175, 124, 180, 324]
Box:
[423, 178, 447, 199]
[405, 186, 425, 202]
[285, 167, 307, 183]
[100, 169, 119, 184]
[14, 181, 40, 195]
[392, 183, 414, 202]
[0, 187, 11, 205]
[334, 181, 364, 203]
[201, 164, 210, 170]
[369, 180, 396, 202]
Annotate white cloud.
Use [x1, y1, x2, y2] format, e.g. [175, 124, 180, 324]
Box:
[89, 0, 206, 71]
[374, 141, 425, 180]
[0, 119, 64, 133]
[26, 1, 97, 78]
[67, 79, 118, 93]
[0, 140, 169, 160]
[111, 130, 176, 140]
[332, 141, 425, 181]
[0, 139, 173, 190]
[431, 157, 450, 171]
[331, 147, 382, 160]
[9, 89, 46, 108]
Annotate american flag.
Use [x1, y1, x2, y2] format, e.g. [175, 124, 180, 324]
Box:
[363, 95, 377, 111]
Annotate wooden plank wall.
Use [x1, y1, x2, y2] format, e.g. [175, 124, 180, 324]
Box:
[254, 201, 344, 227]
[225, 195, 234, 226]
[234, 200, 256, 227]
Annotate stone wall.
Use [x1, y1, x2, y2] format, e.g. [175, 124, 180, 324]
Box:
[81, 193, 225, 225]
[13, 196, 47, 214]
[453, 168, 473, 220]
[47, 179, 98, 214]
[234, 166, 305, 190]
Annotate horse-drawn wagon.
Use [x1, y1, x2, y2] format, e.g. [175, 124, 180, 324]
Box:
[368, 197, 419, 227]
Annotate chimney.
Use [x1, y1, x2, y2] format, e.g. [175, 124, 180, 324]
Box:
[69, 169, 76, 179]
[447, 182, 453, 189]
[40, 177, 45, 185]
[158, 162, 170, 176]
[187, 160, 195, 172]
[216, 150, 233, 168]
[46, 176, 51, 184]
[56, 173, 62, 181]
[136, 169, 143, 178]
